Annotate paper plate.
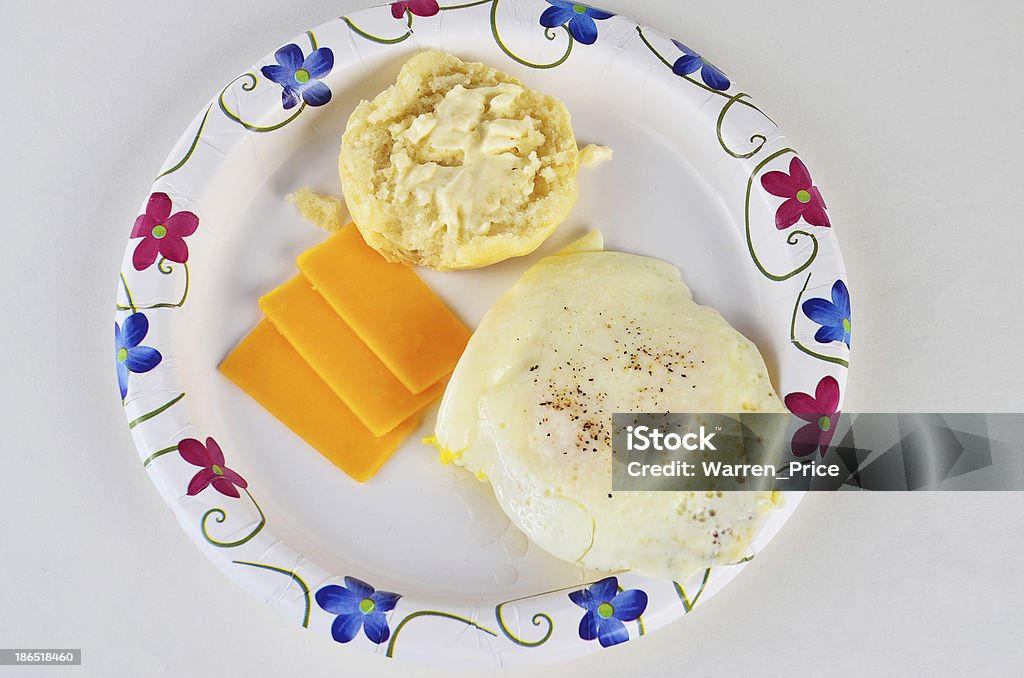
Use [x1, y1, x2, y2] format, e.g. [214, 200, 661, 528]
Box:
[114, 0, 850, 668]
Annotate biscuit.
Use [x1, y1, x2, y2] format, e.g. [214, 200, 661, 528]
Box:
[339, 50, 580, 271]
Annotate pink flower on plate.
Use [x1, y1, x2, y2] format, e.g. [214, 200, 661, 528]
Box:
[390, 0, 439, 20]
[784, 376, 841, 458]
[179, 437, 248, 498]
[130, 192, 199, 271]
[760, 157, 831, 230]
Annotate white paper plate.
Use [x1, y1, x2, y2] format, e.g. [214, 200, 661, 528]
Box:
[114, 0, 850, 668]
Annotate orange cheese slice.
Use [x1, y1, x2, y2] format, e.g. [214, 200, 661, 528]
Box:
[218, 320, 417, 482]
[259, 275, 445, 436]
[298, 225, 471, 394]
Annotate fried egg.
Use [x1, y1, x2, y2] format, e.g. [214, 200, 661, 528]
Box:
[434, 233, 786, 581]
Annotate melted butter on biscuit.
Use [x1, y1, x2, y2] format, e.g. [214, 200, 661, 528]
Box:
[389, 83, 546, 238]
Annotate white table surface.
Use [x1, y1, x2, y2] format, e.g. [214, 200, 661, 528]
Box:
[2, 0, 1023, 675]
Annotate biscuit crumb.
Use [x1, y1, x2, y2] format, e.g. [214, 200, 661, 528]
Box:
[286, 187, 348, 233]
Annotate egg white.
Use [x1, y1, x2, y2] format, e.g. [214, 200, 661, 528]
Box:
[435, 236, 785, 581]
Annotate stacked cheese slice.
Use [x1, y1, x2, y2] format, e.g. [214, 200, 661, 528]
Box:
[220, 225, 471, 482]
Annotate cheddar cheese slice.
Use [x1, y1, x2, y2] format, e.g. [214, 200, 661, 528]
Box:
[298, 225, 471, 394]
[219, 320, 416, 482]
[259, 275, 445, 436]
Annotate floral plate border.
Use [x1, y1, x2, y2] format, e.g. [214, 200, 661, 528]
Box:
[115, 0, 850, 668]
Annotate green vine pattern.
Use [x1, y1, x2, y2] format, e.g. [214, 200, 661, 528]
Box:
[118, 259, 190, 312]
[119, 272, 137, 313]
[495, 603, 554, 647]
[343, 10, 414, 44]
[156, 104, 212, 180]
[233, 560, 312, 628]
[490, 0, 574, 69]
[791, 273, 851, 368]
[142, 443, 180, 468]
[493, 582, 584, 647]
[219, 73, 307, 133]
[218, 31, 318, 132]
[493, 579, 602, 647]
[673, 568, 711, 613]
[745, 148, 819, 281]
[386, 610, 498, 658]
[135, 434, 270, 554]
[128, 393, 185, 429]
[201, 488, 266, 548]
[716, 92, 770, 159]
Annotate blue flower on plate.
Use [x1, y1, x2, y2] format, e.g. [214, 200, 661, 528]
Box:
[671, 39, 731, 91]
[569, 576, 647, 647]
[260, 44, 334, 109]
[115, 312, 162, 399]
[315, 577, 401, 644]
[802, 280, 852, 347]
[540, 1, 615, 45]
